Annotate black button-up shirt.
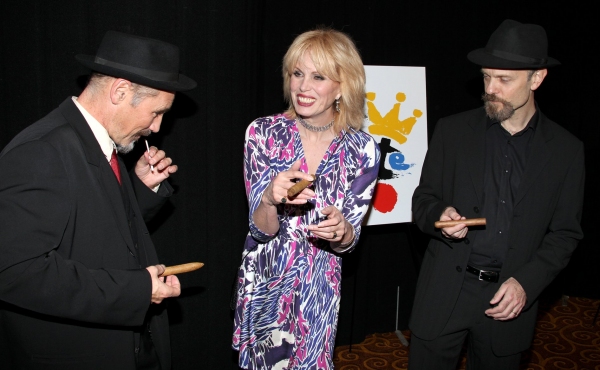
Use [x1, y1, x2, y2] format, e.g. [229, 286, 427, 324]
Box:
[468, 111, 538, 269]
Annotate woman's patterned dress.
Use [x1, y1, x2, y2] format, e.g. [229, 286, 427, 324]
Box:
[233, 114, 380, 369]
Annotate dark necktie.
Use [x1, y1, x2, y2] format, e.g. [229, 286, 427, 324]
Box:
[110, 149, 122, 185]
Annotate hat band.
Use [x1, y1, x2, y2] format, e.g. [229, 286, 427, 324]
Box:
[487, 49, 547, 65]
[94, 57, 178, 82]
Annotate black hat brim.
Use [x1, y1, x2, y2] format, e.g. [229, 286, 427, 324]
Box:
[467, 48, 561, 69]
[76, 54, 197, 92]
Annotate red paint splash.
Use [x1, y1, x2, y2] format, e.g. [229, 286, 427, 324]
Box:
[372, 183, 398, 213]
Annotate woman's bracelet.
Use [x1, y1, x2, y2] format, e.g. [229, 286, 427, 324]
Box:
[339, 223, 356, 247]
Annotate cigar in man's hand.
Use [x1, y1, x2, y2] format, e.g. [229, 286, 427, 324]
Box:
[159, 262, 204, 277]
[434, 218, 486, 228]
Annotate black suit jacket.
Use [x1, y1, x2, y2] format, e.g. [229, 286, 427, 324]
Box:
[0, 98, 174, 369]
[410, 106, 584, 355]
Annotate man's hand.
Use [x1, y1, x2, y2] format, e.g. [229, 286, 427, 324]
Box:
[146, 264, 181, 304]
[440, 207, 468, 239]
[135, 145, 178, 189]
[485, 277, 526, 320]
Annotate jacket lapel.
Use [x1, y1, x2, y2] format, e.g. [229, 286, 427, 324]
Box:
[60, 99, 137, 255]
[465, 111, 487, 205]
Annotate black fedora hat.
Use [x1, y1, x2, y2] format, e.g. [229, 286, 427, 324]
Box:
[76, 31, 197, 91]
[467, 19, 560, 69]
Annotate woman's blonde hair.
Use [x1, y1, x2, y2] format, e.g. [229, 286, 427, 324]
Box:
[282, 27, 366, 132]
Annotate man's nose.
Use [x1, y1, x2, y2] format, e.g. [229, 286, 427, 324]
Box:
[150, 119, 162, 133]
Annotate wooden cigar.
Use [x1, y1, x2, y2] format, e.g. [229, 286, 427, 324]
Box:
[434, 218, 486, 228]
[287, 174, 315, 198]
[159, 262, 204, 277]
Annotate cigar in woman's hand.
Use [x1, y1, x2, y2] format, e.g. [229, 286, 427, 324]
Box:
[287, 174, 316, 198]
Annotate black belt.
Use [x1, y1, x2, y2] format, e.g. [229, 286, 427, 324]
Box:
[466, 265, 499, 283]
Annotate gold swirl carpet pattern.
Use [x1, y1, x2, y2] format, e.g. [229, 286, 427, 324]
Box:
[333, 296, 600, 369]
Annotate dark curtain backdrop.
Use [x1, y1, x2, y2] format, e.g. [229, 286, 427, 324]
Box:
[0, 1, 596, 369]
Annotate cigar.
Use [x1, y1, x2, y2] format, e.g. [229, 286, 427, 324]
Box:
[287, 174, 316, 198]
[434, 218, 486, 228]
[159, 262, 204, 277]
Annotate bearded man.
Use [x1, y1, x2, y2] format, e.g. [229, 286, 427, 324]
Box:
[408, 19, 585, 370]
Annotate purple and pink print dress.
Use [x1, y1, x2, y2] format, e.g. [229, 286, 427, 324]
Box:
[232, 114, 380, 369]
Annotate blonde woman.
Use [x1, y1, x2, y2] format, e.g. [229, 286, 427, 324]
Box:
[232, 28, 380, 369]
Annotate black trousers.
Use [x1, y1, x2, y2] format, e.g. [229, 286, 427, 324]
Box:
[408, 270, 522, 370]
[135, 323, 161, 370]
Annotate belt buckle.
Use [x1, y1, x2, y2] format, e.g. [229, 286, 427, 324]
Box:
[478, 269, 486, 281]
[478, 268, 498, 282]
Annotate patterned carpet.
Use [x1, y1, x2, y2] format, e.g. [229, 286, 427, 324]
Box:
[333, 296, 600, 369]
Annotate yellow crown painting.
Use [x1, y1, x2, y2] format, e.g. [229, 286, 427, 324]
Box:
[366, 92, 423, 145]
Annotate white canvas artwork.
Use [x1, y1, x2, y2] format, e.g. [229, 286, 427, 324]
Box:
[362, 66, 428, 225]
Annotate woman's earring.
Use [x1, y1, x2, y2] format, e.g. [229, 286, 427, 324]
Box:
[335, 98, 340, 113]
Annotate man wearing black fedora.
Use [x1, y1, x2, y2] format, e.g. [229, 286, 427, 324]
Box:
[0, 31, 196, 369]
[408, 19, 584, 369]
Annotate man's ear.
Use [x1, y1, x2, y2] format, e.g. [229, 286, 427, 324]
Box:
[530, 69, 548, 91]
[109, 78, 133, 104]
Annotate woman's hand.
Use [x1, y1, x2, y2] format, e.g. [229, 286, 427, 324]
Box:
[261, 160, 315, 207]
[307, 205, 353, 244]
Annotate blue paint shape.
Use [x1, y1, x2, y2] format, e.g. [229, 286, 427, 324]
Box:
[389, 152, 410, 171]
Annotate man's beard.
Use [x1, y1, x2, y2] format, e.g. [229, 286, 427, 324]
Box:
[116, 141, 135, 154]
[482, 93, 515, 122]
[116, 129, 151, 154]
